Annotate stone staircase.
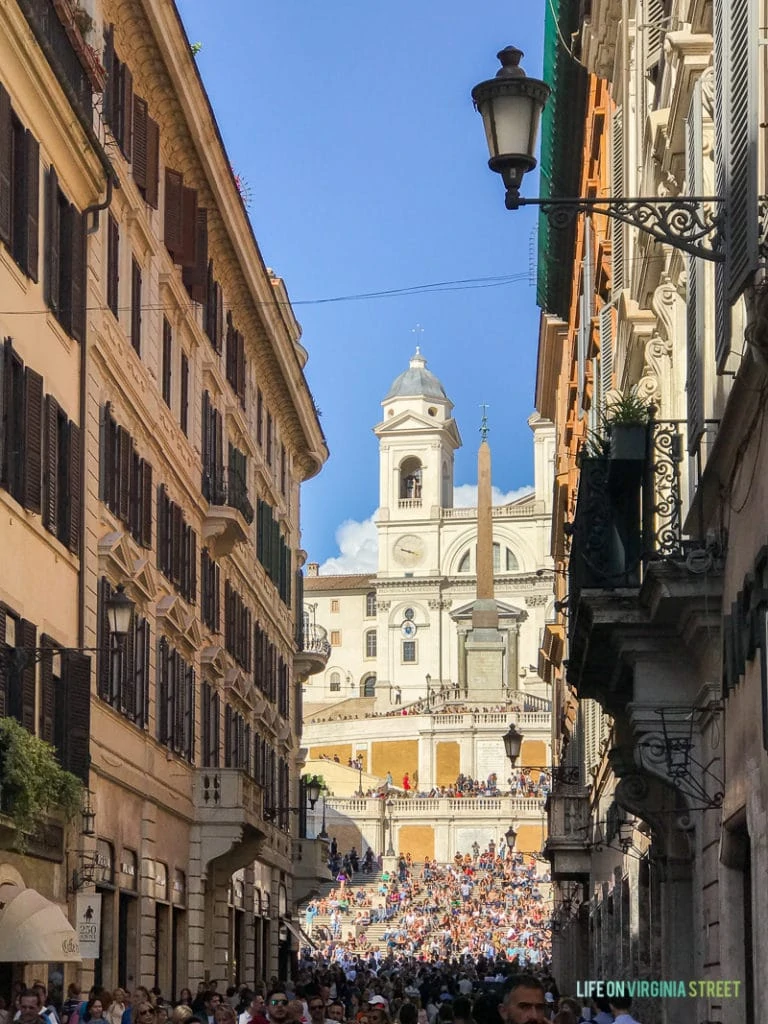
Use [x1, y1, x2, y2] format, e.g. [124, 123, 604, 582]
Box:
[300, 869, 392, 945]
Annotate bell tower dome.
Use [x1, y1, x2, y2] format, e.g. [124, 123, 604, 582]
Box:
[374, 350, 461, 574]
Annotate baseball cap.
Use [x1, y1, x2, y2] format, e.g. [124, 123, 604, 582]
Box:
[544, 994, 555, 1004]
[368, 998, 388, 1009]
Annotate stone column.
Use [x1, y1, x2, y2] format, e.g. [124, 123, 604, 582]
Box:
[244, 864, 256, 983]
[187, 828, 207, 987]
[658, 859, 694, 1024]
[210, 862, 231, 984]
[476, 440, 494, 605]
[458, 629, 467, 695]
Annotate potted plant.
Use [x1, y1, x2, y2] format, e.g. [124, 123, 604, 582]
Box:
[605, 389, 651, 460]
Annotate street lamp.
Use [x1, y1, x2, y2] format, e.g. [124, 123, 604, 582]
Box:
[305, 776, 323, 810]
[471, 47, 748, 261]
[504, 824, 518, 851]
[386, 798, 395, 857]
[105, 584, 134, 645]
[502, 722, 580, 785]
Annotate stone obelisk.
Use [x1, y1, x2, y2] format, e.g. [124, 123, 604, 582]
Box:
[464, 407, 505, 701]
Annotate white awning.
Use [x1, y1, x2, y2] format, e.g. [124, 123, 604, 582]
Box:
[0, 885, 81, 962]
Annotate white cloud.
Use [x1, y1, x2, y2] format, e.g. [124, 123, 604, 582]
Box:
[319, 515, 378, 574]
[453, 483, 533, 507]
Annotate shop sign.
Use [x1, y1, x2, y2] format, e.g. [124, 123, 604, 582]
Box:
[75, 892, 102, 958]
[119, 849, 138, 891]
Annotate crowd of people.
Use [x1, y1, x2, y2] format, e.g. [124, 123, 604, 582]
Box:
[304, 845, 552, 967]
[1, 946, 637, 1024]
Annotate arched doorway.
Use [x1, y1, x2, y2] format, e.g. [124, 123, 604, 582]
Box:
[362, 675, 376, 697]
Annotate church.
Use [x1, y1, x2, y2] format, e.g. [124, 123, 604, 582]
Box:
[303, 349, 556, 711]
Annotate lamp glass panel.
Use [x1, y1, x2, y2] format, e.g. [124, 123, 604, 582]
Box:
[491, 94, 539, 162]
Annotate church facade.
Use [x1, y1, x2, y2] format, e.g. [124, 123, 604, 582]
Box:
[303, 350, 556, 711]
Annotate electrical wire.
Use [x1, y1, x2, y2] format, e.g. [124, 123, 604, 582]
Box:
[0, 272, 531, 318]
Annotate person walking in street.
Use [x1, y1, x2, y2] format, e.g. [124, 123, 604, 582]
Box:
[606, 997, 640, 1024]
[498, 977, 549, 1024]
[265, 994, 290, 1024]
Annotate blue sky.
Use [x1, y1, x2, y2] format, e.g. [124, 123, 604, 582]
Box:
[176, 1, 546, 569]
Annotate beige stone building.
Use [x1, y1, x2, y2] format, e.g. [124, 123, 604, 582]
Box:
[0, 0, 327, 996]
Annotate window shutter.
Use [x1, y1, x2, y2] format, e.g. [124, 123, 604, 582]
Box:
[22, 367, 43, 513]
[132, 95, 148, 191]
[19, 618, 37, 733]
[714, 0, 759, 369]
[610, 108, 625, 294]
[157, 638, 168, 742]
[122, 614, 136, 720]
[164, 169, 184, 260]
[107, 215, 119, 316]
[38, 630, 54, 745]
[23, 130, 39, 282]
[131, 258, 141, 354]
[145, 116, 160, 209]
[237, 332, 246, 405]
[61, 651, 91, 782]
[162, 318, 172, 406]
[686, 80, 706, 453]
[103, 25, 115, 129]
[225, 703, 233, 767]
[42, 394, 59, 534]
[68, 421, 81, 554]
[172, 504, 183, 585]
[578, 220, 593, 416]
[140, 618, 150, 727]
[120, 64, 133, 161]
[182, 208, 208, 303]
[70, 208, 86, 343]
[0, 82, 11, 246]
[44, 166, 60, 313]
[189, 528, 197, 603]
[180, 352, 189, 435]
[644, 0, 665, 71]
[215, 282, 224, 354]
[118, 426, 130, 522]
[97, 576, 111, 700]
[598, 303, 614, 413]
[141, 459, 152, 548]
[181, 187, 198, 267]
[225, 313, 235, 385]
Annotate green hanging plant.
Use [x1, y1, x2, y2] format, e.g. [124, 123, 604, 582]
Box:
[0, 718, 82, 847]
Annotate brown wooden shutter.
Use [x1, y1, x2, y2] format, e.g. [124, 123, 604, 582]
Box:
[120, 64, 133, 161]
[103, 25, 115, 129]
[68, 420, 81, 555]
[145, 116, 160, 209]
[156, 484, 166, 571]
[44, 166, 60, 313]
[39, 634, 55, 744]
[182, 208, 207, 302]
[61, 650, 92, 783]
[22, 367, 43, 513]
[0, 83, 11, 246]
[107, 215, 119, 315]
[225, 313, 234, 384]
[122, 613, 136, 720]
[97, 576, 111, 700]
[130, 258, 141, 353]
[132, 95, 148, 191]
[189, 528, 197, 603]
[172, 503, 183, 584]
[141, 459, 152, 548]
[164, 169, 184, 259]
[42, 394, 59, 533]
[162, 318, 172, 405]
[237, 332, 246, 404]
[118, 426, 130, 522]
[180, 352, 189, 435]
[70, 208, 86, 343]
[19, 618, 36, 733]
[24, 130, 39, 282]
[180, 187, 197, 267]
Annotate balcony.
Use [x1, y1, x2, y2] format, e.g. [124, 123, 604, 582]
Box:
[17, 0, 100, 126]
[567, 419, 723, 713]
[201, 467, 254, 557]
[192, 768, 270, 871]
[292, 837, 332, 905]
[544, 790, 591, 881]
[398, 498, 422, 510]
[295, 625, 331, 681]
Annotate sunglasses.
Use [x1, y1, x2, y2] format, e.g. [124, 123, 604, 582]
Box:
[270, 1001, 289, 1008]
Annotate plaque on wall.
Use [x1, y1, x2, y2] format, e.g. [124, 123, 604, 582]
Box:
[119, 849, 138, 891]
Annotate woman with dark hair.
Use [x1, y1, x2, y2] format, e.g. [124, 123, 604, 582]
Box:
[83, 999, 105, 1024]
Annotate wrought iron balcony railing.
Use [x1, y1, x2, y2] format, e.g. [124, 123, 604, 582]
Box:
[569, 419, 696, 611]
[298, 625, 331, 659]
[202, 466, 254, 525]
[17, 0, 94, 124]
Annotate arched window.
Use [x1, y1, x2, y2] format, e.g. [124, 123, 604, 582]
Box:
[458, 550, 471, 573]
[365, 630, 377, 658]
[506, 548, 519, 571]
[493, 543, 519, 571]
[363, 675, 376, 697]
[329, 672, 341, 692]
[400, 457, 423, 499]
[365, 591, 377, 617]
